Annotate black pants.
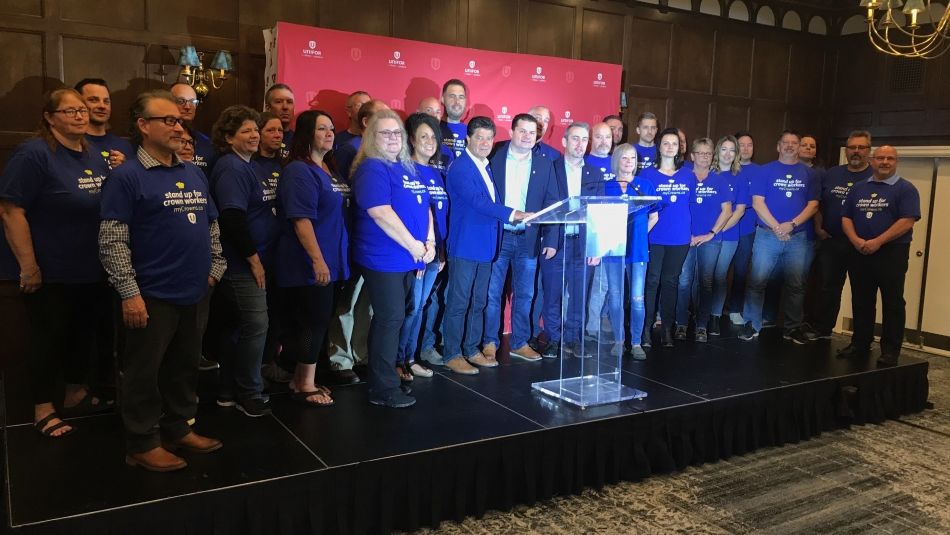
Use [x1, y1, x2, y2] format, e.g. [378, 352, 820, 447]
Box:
[121, 294, 208, 454]
[361, 267, 414, 399]
[812, 236, 852, 333]
[643, 244, 689, 342]
[22, 282, 112, 405]
[278, 284, 335, 365]
[848, 243, 910, 353]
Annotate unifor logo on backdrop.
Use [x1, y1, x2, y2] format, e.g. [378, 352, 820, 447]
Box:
[389, 50, 406, 68]
[496, 105, 512, 122]
[465, 60, 480, 76]
[594, 72, 607, 88]
[531, 66, 546, 82]
[303, 39, 323, 58]
[430, 57, 441, 70]
[559, 110, 573, 126]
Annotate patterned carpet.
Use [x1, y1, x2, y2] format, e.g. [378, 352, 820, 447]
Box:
[410, 349, 950, 535]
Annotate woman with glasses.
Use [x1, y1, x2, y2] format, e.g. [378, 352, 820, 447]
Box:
[0, 88, 113, 437]
[351, 110, 433, 408]
[176, 126, 196, 162]
[674, 138, 733, 342]
[275, 110, 350, 407]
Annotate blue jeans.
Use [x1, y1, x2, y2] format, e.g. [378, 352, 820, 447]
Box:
[483, 231, 538, 350]
[711, 240, 739, 316]
[606, 261, 647, 345]
[396, 261, 440, 364]
[728, 232, 755, 313]
[540, 234, 589, 344]
[743, 228, 815, 332]
[442, 257, 493, 361]
[675, 247, 698, 327]
[419, 266, 445, 352]
[216, 272, 268, 400]
[676, 242, 723, 328]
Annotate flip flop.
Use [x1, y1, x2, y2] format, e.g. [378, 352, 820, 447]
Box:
[290, 383, 332, 396]
[34, 412, 74, 438]
[290, 391, 335, 407]
[60, 392, 115, 418]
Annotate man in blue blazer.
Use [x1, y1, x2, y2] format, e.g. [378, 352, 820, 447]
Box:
[443, 117, 531, 375]
[481, 114, 558, 363]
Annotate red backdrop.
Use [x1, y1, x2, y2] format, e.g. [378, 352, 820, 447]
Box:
[272, 22, 622, 143]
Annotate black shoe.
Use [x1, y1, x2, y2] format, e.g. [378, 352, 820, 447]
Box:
[565, 341, 592, 358]
[662, 329, 675, 348]
[400, 384, 413, 395]
[738, 322, 758, 341]
[673, 325, 688, 341]
[877, 351, 900, 367]
[695, 328, 708, 343]
[836, 344, 870, 359]
[528, 336, 544, 353]
[320, 368, 360, 386]
[235, 397, 272, 418]
[783, 327, 811, 345]
[800, 323, 819, 341]
[369, 391, 416, 408]
[199, 355, 219, 371]
[541, 341, 560, 359]
[707, 316, 721, 336]
[761, 319, 776, 330]
[814, 329, 833, 340]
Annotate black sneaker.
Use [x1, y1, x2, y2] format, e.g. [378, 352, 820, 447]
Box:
[799, 323, 819, 341]
[235, 397, 272, 418]
[565, 342, 592, 359]
[707, 316, 721, 336]
[541, 341, 560, 359]
[783, 327, 810, 345]
[673, 325, 688, 341]
[662, 328, 675, 348]
[814, 329, 833, 340]
[695, 328, 708, 343]
[400, 383, 413, 395]
[199, 355, 220, 371]
[738, 322, 758, 341]
[761, 319, 776, 330]
[370, 391, 416, 408]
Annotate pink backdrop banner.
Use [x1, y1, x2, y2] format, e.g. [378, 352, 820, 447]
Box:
[273, 22, 622, 143]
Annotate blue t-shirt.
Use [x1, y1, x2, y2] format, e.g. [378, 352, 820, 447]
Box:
[252, 154, 283, 186]
[752, 161, 819, 233]
[691, 173, 730, 239]
[843, 177, 920, 243]
[584, 154, 614, 182]
[603, 177, 656, 263]
[441, 121, 467, 159]
[737, 163, 760, 236]
[352, 158, 430, 272]
[642, 166, 694, 246]
[714, 168, 751, 241]
[280, 129, 293, 160]
[211, 152, 280, 274]
[334, 129, 358, 151]
[416, 163, 448, 250]
[334, 136, 361, 180]
[100, 158, 217, 305]
[275, 160, 351, 287]
[86, 132, 134, 168]
[0, 138, 109, 283]
[820, 164, 873, 238]
[634, 144, 657, 173]
[192, 130, 216, 177]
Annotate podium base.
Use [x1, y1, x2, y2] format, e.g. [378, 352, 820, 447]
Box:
[531, 373, 648, 408]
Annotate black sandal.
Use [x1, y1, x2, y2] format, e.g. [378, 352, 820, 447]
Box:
[290, 391, 335, 407]
[34, 412, 74, 438]
[60, 392, 115, 418]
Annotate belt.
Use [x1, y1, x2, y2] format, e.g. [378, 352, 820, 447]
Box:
[504, 228, 525, 235]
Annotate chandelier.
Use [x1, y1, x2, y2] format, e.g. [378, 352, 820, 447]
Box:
[177, 46, 234, 100]
[859, 1, 950, 59]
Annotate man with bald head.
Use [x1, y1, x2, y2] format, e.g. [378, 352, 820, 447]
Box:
[529, 105, 560, 161]
[334, 99, 389, 180]
[838, 146, 920, 366]
[335, 90, 371, 150]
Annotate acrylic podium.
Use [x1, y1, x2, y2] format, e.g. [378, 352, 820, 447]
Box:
[524, 195, 660, 408]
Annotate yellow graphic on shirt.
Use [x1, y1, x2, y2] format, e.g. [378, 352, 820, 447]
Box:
[176, 181, 185, 190]
[84, 169, 93, 175]
[100, 151, 110, 158]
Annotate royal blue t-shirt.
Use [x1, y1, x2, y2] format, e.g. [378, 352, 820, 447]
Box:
[334, 129, 357, 151]
[252, 154, 283, 186]
[352, 158, 430, 272]
[0, 139, 109, 283]
[100, 158, 217, 305]
[642, 166, 694, 246]
[280, 129, 293, 160]
[737, 163, 760, 236]
[416, 163, 448, 250]
[752, 161, 819, 233]
[86, 132, 134, 168]
[441, 121, 467, 159]
[691, 173, 730, 240]
[275, 160, 351, 287]
[335, 136, 361, 180]
[634, 144, 657, 173]
[820, 164, 873, 238]
[843, 177, 920, 243]
[584, 154, 614, 182]
[211, 152, 279, 274]
[714, 168, 751, 241]
[192, 131, 216, 177]
[603, 177, 656, 263]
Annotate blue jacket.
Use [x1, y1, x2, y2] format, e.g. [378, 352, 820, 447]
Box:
[488, 142, 559, 257]
[546, 156, 606, 247]
[446, 150, 514, 262]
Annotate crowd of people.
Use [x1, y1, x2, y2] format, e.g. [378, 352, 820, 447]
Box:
[0, 77, 920, 472]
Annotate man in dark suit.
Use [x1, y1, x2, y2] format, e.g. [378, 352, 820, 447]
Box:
[442, 117, 531, 375]
[479, 114, 558, 363]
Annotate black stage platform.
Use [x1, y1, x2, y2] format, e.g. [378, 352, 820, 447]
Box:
[3, 330, 930, 534]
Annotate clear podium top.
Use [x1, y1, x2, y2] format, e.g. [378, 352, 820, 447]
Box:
[524, 195, 661, 225]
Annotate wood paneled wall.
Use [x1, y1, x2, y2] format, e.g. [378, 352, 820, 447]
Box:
[0, 0, 945, 167]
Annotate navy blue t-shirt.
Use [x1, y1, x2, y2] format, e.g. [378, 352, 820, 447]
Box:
[192, 131, 216, 177]
[603, 177, 656, 263]
[820, 164, 873, 238]
[584, 154, 614, 182]
[334, 129, 358, 151]
[441, 121, 467, 159]
[211, 152, 279, 274]
[280, 129, 293, 160]
[737, 163, 760, 235]
[843, 177, 920, 243]
[416, 163, 448, 250]
[0, 138, 109, 283]
[691, 173, 730, 239]
[714, 168, 751, 241]
[252, 154, 283, 185]
[352, 158, 430, 272]
[642, 166, 694, 246]
[100, 158, 217, 305]
[335, 136, 361, 180]
[275, 160, 351, 287]
[86, 132, 134, 168]
[752, 161, 819, 233]
[634, 144, 657, 173]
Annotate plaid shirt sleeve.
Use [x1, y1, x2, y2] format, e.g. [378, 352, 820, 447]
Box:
[98, 219, 140, 299]
[209, 219, 227, 282]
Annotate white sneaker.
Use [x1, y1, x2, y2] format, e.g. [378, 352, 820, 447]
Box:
[729, 312, 745, 326]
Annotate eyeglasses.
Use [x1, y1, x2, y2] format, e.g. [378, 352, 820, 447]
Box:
[144, 116, 186, 127]
[180, 138, 195, 147]
[692, 151, 713, 158]
[53, 108, 89, 118]
[376, 129, 403, 139]
[173, 97, 199, 107]
[846, 144, 871, 151]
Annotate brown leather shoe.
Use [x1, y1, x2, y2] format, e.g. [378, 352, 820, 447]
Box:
[445, 357, 479, 375]
[510, 345, 542, 362]
[482, 342, 497, 359]
[467, 352, 499, 368]
[164, 431, 223, 454]
[125, 446, 187, 472]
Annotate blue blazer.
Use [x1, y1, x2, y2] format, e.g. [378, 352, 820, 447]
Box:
[445, 150, 514, 262]
[488, 142, 558, 257]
